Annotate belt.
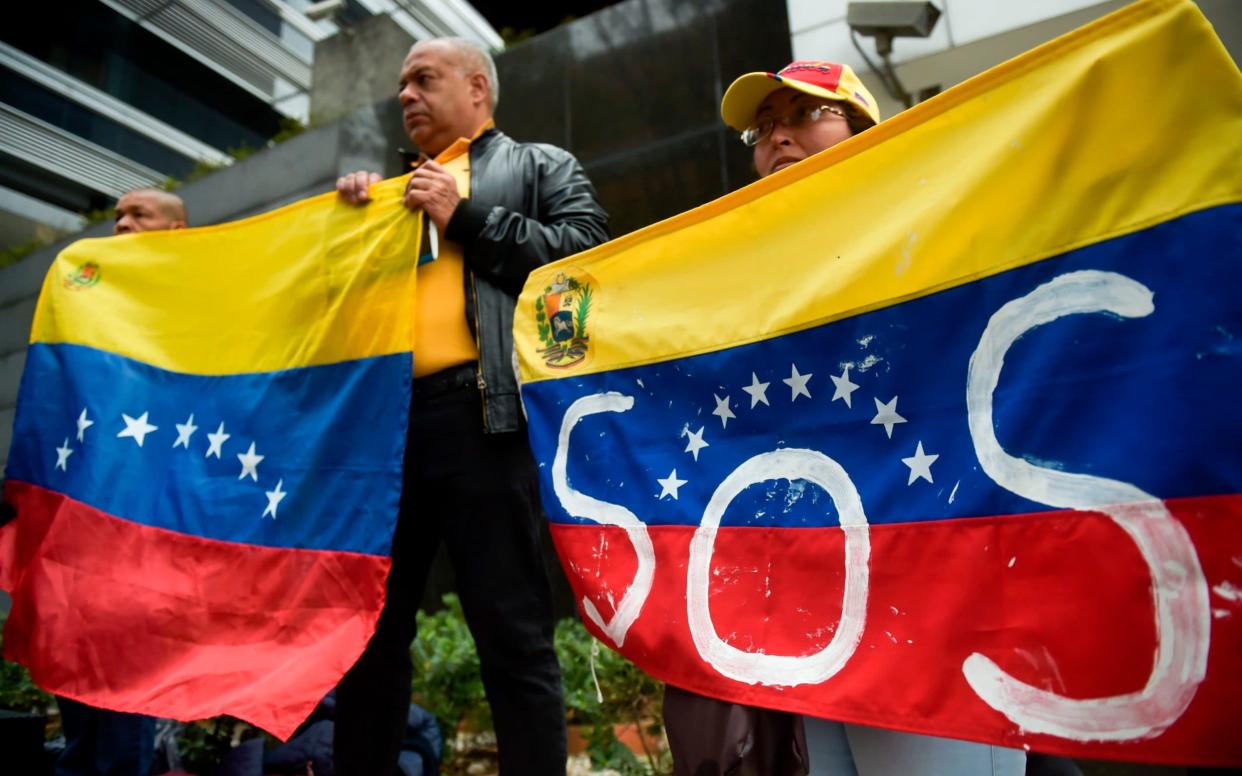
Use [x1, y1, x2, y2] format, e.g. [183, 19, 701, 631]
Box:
[411, 362, 479, 401]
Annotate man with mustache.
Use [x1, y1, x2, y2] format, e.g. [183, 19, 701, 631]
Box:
[335, 37, 608, 776]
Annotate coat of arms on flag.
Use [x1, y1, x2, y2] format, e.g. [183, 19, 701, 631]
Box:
[515, 0, 1241, 766]
[535, 270, 596, 369]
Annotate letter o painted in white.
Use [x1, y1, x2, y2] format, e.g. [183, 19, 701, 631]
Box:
[687, 448, 871, 686]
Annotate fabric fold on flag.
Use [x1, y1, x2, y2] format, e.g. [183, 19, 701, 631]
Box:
[1, 178, 420, 738]
[515, 0, 1241, 766]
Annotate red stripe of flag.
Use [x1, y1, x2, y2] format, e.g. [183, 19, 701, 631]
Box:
[551, 495, 1242, 766]
[1, 481, 389, 739]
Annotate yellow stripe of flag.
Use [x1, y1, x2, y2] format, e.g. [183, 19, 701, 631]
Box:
[32, 178, 420, 375]
[516, 0, 1242, 384]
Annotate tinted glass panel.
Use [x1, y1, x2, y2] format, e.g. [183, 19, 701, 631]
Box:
[221, 0, 282, 35]
[2, 0, 283, 151]
[1, 69, 196, 177]
[493, 0, 790, 238]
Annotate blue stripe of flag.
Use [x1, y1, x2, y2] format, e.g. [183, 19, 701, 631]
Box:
[7, 344, 409, 555]
[523, 205, 1242, 528]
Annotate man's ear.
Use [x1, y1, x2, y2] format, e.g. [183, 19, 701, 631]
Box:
[170, 220, 188, 230]
[469, 72, 490, 108]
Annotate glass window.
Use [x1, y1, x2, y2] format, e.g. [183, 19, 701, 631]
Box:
[2, 0, 285, 152]
[221, 0, 283, 35]
[1, 68, 197, 178]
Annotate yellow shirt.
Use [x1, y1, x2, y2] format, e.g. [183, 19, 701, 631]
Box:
[412, 121, 494, 377]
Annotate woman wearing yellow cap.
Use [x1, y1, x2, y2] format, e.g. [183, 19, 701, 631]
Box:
[720, 60, 880, 177]
[659, 60, 1030, 776]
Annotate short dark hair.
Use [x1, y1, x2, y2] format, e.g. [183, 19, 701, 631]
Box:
[843, 102, 877, 136]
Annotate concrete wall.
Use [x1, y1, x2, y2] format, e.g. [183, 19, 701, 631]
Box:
[310, 15, 417, 127]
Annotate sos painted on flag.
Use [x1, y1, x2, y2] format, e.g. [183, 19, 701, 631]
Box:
[515, 0, 1242, 766]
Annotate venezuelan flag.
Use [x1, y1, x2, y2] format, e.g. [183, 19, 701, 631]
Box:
[1, 179, 419, 737]
[515, 0, 1241, 765]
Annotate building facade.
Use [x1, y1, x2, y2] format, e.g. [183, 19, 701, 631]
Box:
[0, 0, 500, 250]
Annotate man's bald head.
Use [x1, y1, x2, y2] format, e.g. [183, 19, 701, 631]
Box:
[398, 38, 499, 155]
[114, 188, 188, 235]
[408, 37, 499, 110]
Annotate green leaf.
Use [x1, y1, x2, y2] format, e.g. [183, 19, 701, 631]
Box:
[400, 599, 668, 771]
[575, 285, 593, 338]
[0, 625, 53, 715]
[410, 594, 488, 762]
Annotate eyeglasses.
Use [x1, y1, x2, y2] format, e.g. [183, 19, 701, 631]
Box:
[741, 102, 848, 147]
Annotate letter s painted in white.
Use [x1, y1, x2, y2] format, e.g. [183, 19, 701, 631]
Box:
[964, 270, 1209, 741]
[553, 392, 654, 648]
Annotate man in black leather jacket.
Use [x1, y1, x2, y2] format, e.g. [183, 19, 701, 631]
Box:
[334, 37, 608, 776]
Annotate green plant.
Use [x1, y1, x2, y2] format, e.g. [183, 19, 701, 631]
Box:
[184, 159, 224, 183]
[410, 593, 490, 750]
[499, 26, 538, 47]
[270, 116, 306, 145]
[184, 141, 256, 183]
[0, 619, 52, 714]
[556, 619, 669, 774]
[0, 624, 57, 741]
[0, 642, 53, 716]
[407, 596, 670, 773]
[182, 117, 307, 186]
[0, 658, 52, 713]
[176, 716, 260, 774]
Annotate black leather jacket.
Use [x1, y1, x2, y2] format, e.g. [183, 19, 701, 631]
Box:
[442, 128, 609, 433]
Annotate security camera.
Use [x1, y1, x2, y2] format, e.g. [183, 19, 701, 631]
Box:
[847, 2, 943, 108]
[847, 2, 942, 40]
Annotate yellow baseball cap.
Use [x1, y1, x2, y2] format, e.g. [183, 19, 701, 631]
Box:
[721, 60, 881, 131]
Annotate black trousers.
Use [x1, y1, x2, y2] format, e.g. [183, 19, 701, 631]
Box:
[55, 696, 155, 776]
[334, 373, 566, 775]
